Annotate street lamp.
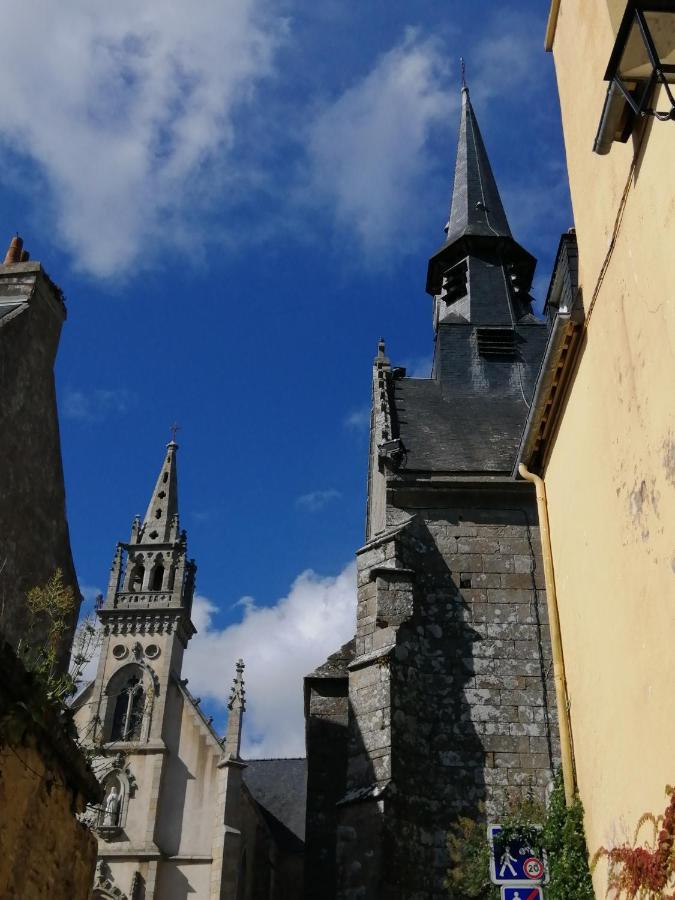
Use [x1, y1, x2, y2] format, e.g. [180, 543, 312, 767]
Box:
[594, 1, 675, 154]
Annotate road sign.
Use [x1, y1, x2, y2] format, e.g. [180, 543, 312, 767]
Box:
[501, 888, 544, 900]
[488, 824, 549, 885]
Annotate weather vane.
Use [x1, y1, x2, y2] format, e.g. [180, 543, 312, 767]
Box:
[169, 422, 181, 443]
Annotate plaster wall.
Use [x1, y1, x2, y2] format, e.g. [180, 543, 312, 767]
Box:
[548, 1, 675, 893]
[157, 688, 220, 856]
[156, 861, 212, 898]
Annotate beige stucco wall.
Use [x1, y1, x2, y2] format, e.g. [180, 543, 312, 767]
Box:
[547, 1, 675, 894]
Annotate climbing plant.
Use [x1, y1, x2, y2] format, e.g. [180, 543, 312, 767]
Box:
[592, 786, 675, 898]
[1, 569, 101, 748]
[446, 772, 594, 899]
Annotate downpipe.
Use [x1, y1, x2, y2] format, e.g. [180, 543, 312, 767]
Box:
[518, 463, 575, 807]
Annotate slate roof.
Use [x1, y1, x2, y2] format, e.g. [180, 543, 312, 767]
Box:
[307, 638, 355, 679]
[445, 87, 511, 245]
[243, 757, 307, 850]
[394, 377, 528, 473]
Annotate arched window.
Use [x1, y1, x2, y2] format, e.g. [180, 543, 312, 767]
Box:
[166, 565, 176, 591]
[150, 564, 164, 591]
[110, 674, 145, 741]
[129, 563, 144, 593]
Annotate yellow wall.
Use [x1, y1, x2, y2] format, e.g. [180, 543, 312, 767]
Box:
[547, 1, 675, 894]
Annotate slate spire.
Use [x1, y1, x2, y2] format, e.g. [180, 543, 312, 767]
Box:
[139, 439, 180, 543]
[445, 85, 512, 246]
[426, 83, 536, 300]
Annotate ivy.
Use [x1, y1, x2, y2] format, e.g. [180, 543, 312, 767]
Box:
[446, 772, 594, 899]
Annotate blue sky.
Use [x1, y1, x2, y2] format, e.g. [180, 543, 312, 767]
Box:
[0, 1, 572, 755]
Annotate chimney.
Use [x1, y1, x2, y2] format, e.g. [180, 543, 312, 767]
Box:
[3, 234, 25, 265]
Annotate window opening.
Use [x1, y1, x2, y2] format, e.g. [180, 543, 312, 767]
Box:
[110, 675, 145, 741]
[150, 565, 164, 591]
[129, 564, 144, 592]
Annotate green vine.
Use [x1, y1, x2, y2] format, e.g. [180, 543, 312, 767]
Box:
[446, 772, 594, 899]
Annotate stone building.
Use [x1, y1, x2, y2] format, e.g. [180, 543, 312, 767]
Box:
[305, 85, 561, 899]
[74, 439, 306, 900]
[0, 234, 81, 664]
[0, 235, 100, 899]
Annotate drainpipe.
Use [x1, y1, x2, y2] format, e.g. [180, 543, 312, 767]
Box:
[518, 463, 575, 807]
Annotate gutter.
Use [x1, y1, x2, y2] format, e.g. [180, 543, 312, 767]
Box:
[518, 464, 575, 807]
[545, 0, 561, 51]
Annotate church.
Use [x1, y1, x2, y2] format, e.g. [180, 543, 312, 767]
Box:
[304, 83, 562, 898]
[73, 440, 306, 900]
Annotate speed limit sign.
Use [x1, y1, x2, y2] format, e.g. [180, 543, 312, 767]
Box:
[523, 857, 545, 880]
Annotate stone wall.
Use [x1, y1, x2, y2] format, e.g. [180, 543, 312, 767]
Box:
[304, 659, 352, 899]
[0, 643, 100, 899]
[336, 486, 560, 899]
[0, 261, 80, 666]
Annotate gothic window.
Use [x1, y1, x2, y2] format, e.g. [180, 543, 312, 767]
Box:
[166, 565, 176, 591]
[110, 674, 145, 741]
[129, 563, 144, 592]
[150, 564, 164, 591]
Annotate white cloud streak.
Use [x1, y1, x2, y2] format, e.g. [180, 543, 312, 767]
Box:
[0, 1, 282, 277]
[295, 489, 341, 512]
[306, 29, 452, 253]
[344, 407, 371, 431]
[184, 562, 357, 757]
[63, 387, 135, 421]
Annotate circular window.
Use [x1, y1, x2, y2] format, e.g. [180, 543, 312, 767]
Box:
[145, 644, 160, 659]
[112, 644, 128, 660]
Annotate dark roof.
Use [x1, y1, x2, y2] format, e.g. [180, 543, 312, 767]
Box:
[243, 757, 307, 849]
[307, 638, 355, 679]
[391, 322, 550, 474]
[394, 377, 529, 473]
[445, 87, 511, 245]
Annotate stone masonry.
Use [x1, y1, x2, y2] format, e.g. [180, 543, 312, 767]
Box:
[336, 489, 559, 898]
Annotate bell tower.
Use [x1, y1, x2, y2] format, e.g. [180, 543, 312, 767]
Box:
[87, 436, 196, 799]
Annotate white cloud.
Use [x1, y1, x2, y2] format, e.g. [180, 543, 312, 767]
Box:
[295, 489, 341, 512]
[62, 387, 135, 421]
[0, 1, 282, 277]
[184, 561, 357, 757]
[344, 406, 371, 431]
[306, 29, 452, 253]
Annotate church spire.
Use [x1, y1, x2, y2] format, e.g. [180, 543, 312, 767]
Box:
[223, 659, 246, 759]
[426, 82, 536, 301]
[139, 437, 179, 544]
[445, 83, 512, 247]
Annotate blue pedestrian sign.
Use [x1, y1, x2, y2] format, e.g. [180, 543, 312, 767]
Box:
[501, 889, 544, 900]
[488, 824, 549, 885]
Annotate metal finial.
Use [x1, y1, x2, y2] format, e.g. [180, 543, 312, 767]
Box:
[169, 422, 181, 443]
[460, 57, 467, 90]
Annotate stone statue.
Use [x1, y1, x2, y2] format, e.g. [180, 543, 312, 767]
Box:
[103, 785, 120, 826]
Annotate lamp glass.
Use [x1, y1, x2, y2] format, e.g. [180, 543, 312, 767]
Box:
[618, 16, 654, 81]
[644, 10, 675, 79]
